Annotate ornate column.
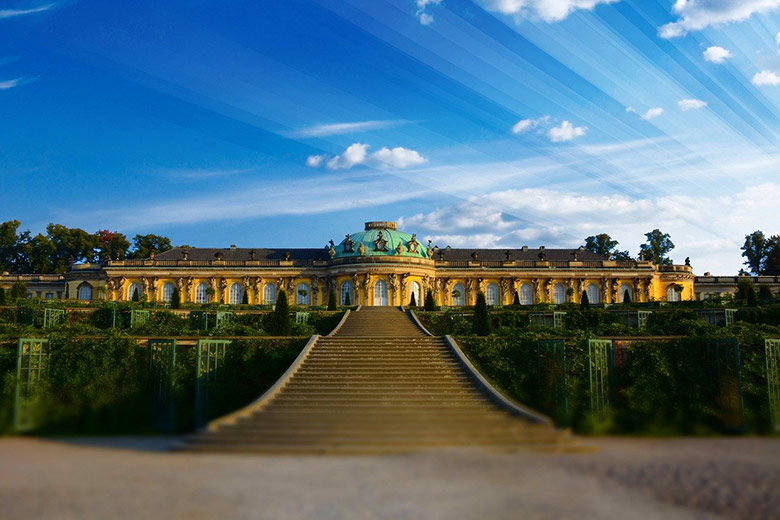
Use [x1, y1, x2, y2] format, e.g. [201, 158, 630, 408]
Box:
[362, 274, 371, 305]
[600, 277, 608, 304]
[219, 278, 227, 304]
[477, 277, 485, 299]
[177, 277, 186, 303]
[633, 277, 641, 303]
[253, 277, 263, 304]
[311, 276, 319, 306]
[566, 278, 575, 303]
[543, 279, 552, 303]
[466, 278, 474, 306]
[444, 278, 454, 306]
[532, 278, 540, 304]
[400, 273, 409, 306]
[644, 276, 653, 302]
[612, 279, 621, 303]
[185, 277, 193, 303]
[352, 273, 360, 305]
[389, 273, 398, 306]
[500, 278, 510, 305]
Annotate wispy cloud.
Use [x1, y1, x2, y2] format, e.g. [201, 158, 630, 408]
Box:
[155, 167, 256, 180]
[286, 120, 406, 138]
[678, 98, 707, 111]
[0, 3, 55, 19]
[512, 115, 587, 142]
[548, 120, 588, 142]
[0, 77, 27, 90]
[626, 106, 664, 120]
[752, 70, 780, 86]
[659, 0, 780, 38]
[307, 142, 427, 170]
[478, 0, 619, 23]
[416, 0, 441, 25]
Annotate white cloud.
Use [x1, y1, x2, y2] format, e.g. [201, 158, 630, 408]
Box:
[512, 117, 545, 133]
[287, 120, 405, 138]
[547, 120, 587, 142]
[702, 46, 732, 63]
[752, 70, 780, 86]
[416, 0, 441, 25]
[0, 77, 24, 90]
[478, 0, 619, 23]
[628, 106, 664, 120]
[659, 0, 780, 38]
[307, 142, 427, 170]
[776, 31, 780, 51]
[678, 98, 707, 111]
[0, 3, 55, 19]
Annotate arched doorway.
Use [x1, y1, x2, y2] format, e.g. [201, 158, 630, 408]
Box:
[373, 280, 388, 306]
[409, 281, 421, 306]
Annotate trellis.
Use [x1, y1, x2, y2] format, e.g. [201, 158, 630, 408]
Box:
[765, 339, 780, 432]
[148, 339, 176, 432]
[637, 310, 652, 328]
[295, 312, 310, 324]
[17, 307, 34, 326]
[535, 339, 568, 424]
[705, 339, 743, 430]
[553, 312, 566, 329]
[130, 310, 151, 328]
[195, 339, 231, 426]
[14, 338, 49, 431]
[588, 339, 614, 420]
[189, 311, 209, 331]
[215, 311, 234, 328]
[725, 309, 737, 326]
[43, 308, 65, 328]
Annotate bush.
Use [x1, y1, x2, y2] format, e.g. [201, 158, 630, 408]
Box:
[472, 292, 491, 336]
[171, 288, 181, 309]
[327, 290, 337, 311]
[270, 290, 291, 336]
[424, 290, 436, 311]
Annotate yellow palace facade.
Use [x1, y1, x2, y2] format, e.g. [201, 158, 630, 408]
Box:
[85, 221, 695, 307]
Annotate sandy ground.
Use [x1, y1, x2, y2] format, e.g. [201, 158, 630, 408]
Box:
[0, 437, 778, 520]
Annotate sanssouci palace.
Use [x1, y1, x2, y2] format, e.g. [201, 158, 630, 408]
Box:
[1, 221, 715, 306]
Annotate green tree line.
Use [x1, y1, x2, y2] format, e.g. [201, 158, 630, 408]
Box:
[0, 220, 172, 274]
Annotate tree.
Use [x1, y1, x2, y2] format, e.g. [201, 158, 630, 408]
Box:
[0, 220, 31, 273]
[639, 229, 674, 265]
[424, 290, 436, 311]
[241, 288, 249, 305]
[95, 230, 130, 262]
[584, 234, 618, 257]
[170, 287, 181, 309]
[327, 290, 337, 311]
[271, 289, 291, 335]
[580, 290, 590, 308]
[45, 223, 98, 271]
[128, 234, 172, 259]
[737, 279, 757, 307]
[472, 292, 491, 336]
[758, 284, 773, 302]
[131, 287, 140, 302]
[512, 290, 520, 306]
[10, 281, 27, 299]
[623, 289, 632, 303]
[344, 292, 351, 306]
[409, 292, 417, 307]
[764, 235, 780, 276]
[741, 231, 767, 275]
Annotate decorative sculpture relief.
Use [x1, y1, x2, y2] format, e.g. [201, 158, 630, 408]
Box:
[408, 234, 419, 253]
[374, 231, 388, 252]
[343, 234, 354, 253]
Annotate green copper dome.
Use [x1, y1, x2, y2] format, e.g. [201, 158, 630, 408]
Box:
[331, 222, 429, 259]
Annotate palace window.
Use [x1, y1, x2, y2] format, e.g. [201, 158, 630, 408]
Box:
[586, 283, 600, 304]
[620, 284, 633, 303]
[519, 283, 533, 305]
[263, 284, 277, 305]
[195, 282, 209, 303]
[77, 284, 92, 301]
[452, 283, 465, 306]
[553, 283, 566, 304]
[161, 282, 175, 302]
[667, 286, 680, 302]
[296, 283, 310, 305]
[409, 281, 421, 306]
[341, 281, 353, 305]
[127, 282, 142, 301]
[485, 283, 500, 306]
[373, 280, 387, 306]
[228, 283, 243, 305]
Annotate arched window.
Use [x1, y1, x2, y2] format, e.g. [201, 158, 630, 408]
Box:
[586, 283, 600, 304]
[161, 282, 175, 302]
[452, 283, 465, 306]
[263, 283, 277, 305]
[77, 284, 92, 301]
[195, 282, 209, 303]
[519, 283, 533, 305]
[228, 283, 243, 305]
[667, 286, 680, 302]
[620, 284, 633, 303]
[127, 282, 142, 301]
[296, 283, 310, 305]
[340, 281, 353, 305]
[409, 281, 421, 306]
[553, 283, 566, 305]
[485, 283, 500, 306]
[373, 280, 388, 306]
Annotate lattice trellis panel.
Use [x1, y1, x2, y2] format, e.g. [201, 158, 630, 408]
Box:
[637, 311, 652, 328]
[215, 311, 234, 328]
[535, 339, 568, 424]
[553, 312, 566, 329]
[588, 339, 614, 420]
[725, 309, 737, 326]
[130, 310, 151, 328]
[295, 312, 310, 324]
[43, 308, 65, 329]
[765, 339, 780, 432]
[195, 339, 231, 426]
[14, 338, 49, 431]
[148, 339, 176, 432]
[705, 339, 744, 430]
[189, 311, 209, 331]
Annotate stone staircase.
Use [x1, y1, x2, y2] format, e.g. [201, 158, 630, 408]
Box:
[180, 306, 575, 454]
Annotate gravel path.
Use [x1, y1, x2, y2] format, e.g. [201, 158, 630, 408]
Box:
[0, 437, 777, 520]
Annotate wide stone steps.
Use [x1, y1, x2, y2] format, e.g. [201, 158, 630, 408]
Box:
[180, 306, 574, 454]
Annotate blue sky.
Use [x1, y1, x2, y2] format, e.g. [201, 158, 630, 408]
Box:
[2, 0, 780, 273]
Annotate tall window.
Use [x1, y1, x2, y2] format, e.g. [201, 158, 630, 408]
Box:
[586, 283, 600, 304]
[263, 284, 277, 305]
[620, 285, 633, 303]
[667, 286, 680, 302]
[409, 281, 421, 306]
[340, 281, 353, 305]
[127, 282, 142, 301]
[373, 280, 387, 306]
[296, 283, 310, 305]
[451, 283, 465, 306]
[195, 282, 209, 303]
[161, 282, 175, 302]
[553, 283, 566, 305]
[486, 283, 500, 306]
[77, 284, 92, 301]
[229, 283, 243, 305]
[519, 283, 533, 305]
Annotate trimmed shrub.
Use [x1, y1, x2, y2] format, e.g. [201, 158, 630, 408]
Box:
[472, 292, 491, 336]
[270, 290, 291, 336]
